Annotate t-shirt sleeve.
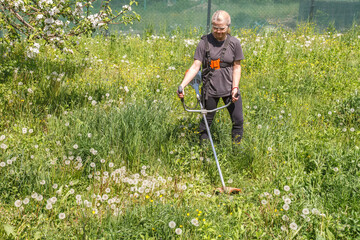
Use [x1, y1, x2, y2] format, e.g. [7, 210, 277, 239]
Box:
[194, 39, 205, 62]
[234, 38, 245, 61]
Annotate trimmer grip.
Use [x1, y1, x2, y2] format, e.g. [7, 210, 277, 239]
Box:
[178, 86, 184, 103]
[178, 85, 183, 94]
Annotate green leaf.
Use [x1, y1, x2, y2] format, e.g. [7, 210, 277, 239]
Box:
[3, 224, 16, 237]
[34, 231, 42, 240]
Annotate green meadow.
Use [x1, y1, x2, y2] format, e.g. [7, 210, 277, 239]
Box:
[0, 25, 359, 239]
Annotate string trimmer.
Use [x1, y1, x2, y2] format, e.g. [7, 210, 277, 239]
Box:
[178, 71, 241, 194]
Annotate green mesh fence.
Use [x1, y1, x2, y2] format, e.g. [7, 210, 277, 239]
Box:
[108, 0, 360, 34]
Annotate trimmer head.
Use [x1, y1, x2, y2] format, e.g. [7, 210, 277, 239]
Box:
[215, 187, 242, 195]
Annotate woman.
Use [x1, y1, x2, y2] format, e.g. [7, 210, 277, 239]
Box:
[177, 10, 245, 144]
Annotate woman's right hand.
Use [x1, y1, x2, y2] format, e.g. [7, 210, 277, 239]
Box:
[177, 85, 185, 99]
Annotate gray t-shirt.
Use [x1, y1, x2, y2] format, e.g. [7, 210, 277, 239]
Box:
[194, 33, 244, 97]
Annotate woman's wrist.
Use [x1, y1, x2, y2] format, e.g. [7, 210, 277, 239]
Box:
[232, 87, 238, 91]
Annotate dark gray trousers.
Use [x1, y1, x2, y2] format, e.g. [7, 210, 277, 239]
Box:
[199, 94, 244, 143]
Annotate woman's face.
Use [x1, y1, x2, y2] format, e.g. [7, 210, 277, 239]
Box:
[212, 21, 228, 41]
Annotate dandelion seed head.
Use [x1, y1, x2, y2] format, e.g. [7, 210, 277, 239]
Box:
[302, 208, 310, 215]
[290, 222, 298, 230]
[284, 185, 290, 191]
[59, 213, 66, 219]
[169, 221, 176, 228]
[283, 204, 290, 211]
[282, 215, 289, 221]
[15, 200, 22, 207]
[175, 228, 182, 235]
[23, 198, 30, 205]
[50, 197, 57, 203]
[36, 195, 43, 201]
[191, 218, 199, 226]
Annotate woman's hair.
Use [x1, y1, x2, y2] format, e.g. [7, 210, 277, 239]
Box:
[211, 10, 231, 34]
[211, 10, 231, 26]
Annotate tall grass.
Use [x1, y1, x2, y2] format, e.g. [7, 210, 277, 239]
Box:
[0, 24, 359, 239]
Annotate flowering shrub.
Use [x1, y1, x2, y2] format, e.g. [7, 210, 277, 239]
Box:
[0, 0, 140, 56]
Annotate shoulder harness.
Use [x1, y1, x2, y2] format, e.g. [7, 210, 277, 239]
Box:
[201, 34, 232, 103]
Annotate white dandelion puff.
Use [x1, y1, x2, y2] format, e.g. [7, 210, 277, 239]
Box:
[191, 218, 199, 226]
[284, 198, 291, 204]
[289, 222, 298, 230]
[23, 198, 30, 205]
[15, 200, 22, 207]
[169, 221, 176, 228]
[302, 208, 310, 215]
[274, 189, 280, 195]
[283, 204, 290, 211]
[59, 213, 66, 219]
[175, 228, 182, 235]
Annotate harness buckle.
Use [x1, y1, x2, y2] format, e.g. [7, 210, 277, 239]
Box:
[210, 58, 221, 70]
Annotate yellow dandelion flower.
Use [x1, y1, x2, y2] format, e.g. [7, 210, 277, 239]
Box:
[187, 213, 190, 216]
[146, 195, 149, 199]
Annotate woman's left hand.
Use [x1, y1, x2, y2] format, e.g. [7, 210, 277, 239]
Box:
[231, 88, 239, 102]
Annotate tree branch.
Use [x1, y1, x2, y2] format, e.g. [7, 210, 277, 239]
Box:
[8, 7, 34, 30]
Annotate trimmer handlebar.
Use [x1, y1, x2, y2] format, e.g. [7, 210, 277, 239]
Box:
[181, 96, 231, 114]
